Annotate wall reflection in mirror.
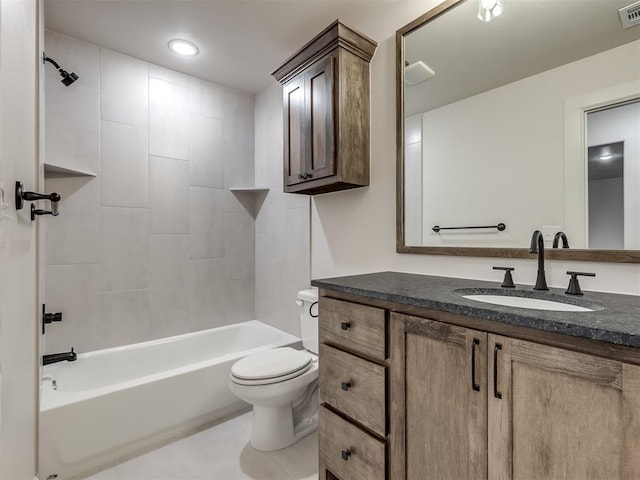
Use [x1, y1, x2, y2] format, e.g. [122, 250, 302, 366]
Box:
[401, 0, 640, 254]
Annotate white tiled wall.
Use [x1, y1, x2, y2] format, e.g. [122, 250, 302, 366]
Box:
[254, 83, 311, 337]
[44, 31, 256, 353]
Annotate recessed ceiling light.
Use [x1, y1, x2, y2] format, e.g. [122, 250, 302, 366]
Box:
[168, 39, 199, 57]
[599, 154, 614, 161]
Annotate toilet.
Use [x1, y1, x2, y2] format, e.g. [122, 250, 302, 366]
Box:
[229, 288, 319, 451]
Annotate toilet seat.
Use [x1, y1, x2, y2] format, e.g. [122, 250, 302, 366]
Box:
[231, 347, 314, 386]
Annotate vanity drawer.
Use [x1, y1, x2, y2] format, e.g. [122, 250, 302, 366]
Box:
[319, 343, 386, 436]
[320, 297, 386, 361]
[319, 406, 386, 480]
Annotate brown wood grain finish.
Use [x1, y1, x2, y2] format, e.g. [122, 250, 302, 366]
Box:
[337, 48, 369, 186]
[488, 335, 512, 480]
[403, 317, 488, 480]
[272, 20, 376, 83]
[319, 343, 386, 437]
[274, 20, 376, 196]
[283, 78, 305, 186]
[389, 314, 406, 480]
[510, 337, 623, 390]
[490, 335, 640, 480]
[319, 406, 386, 480]
[319, 297, 387, 361]
[622, 363, 640, 478]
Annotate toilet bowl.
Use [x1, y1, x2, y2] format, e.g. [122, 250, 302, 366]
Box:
[229, 288, 319, 451]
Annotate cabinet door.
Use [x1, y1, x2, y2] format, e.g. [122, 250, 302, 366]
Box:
[390, 313, 488, 480]
[283, 76, 306, 187]
[304, 53, 336, 181]
[488, 334, 640, 480]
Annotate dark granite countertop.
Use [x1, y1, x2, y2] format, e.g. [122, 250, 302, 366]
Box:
[311, 271, 640, 348]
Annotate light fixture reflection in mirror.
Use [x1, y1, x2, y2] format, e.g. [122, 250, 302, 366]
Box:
[478, 0, 503, 22]
[396, 0, 640, 263]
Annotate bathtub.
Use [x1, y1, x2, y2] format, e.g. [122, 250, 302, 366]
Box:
[39, 321, 301, 480]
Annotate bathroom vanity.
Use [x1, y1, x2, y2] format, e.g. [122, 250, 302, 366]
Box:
[313, 272, 640, 480]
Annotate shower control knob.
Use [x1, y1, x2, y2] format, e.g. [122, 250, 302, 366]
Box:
[341, 381, 351, 391]
[341, 322, 351, 331]
[341, 449, 351, 461]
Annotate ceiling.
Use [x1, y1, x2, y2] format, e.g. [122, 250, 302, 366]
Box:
[44, 0, 440, 95]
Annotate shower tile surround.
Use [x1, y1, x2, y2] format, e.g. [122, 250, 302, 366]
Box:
[42, 31, 296, 354]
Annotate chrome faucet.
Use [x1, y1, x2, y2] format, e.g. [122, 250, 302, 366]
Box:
[529, 230, 549, 290]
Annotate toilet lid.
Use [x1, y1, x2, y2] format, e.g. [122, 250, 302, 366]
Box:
[231, 347, 313, 381]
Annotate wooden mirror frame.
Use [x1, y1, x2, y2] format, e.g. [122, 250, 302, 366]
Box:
[395, 0, 640, 263]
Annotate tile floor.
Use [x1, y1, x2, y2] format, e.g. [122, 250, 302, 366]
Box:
[84, 412, 318, 480]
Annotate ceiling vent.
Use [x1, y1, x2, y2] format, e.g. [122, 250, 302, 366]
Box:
[405, 61, 435, 86]
[619, 1, 640, 29]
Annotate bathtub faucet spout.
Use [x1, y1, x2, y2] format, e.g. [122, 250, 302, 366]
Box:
[43, 348, 77, 366]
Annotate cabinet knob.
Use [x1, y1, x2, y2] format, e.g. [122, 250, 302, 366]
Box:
[341, 321, 351, 331]
[341, 449, 351, 461]
[341, 381, 351, 391]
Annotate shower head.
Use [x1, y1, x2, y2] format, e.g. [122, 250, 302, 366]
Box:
[59, 69, 79, 86]
[43, 53, 79, 87]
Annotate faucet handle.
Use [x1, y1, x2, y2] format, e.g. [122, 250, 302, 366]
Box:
[493, 266, 515, 288]
[565, 271, 596, 296]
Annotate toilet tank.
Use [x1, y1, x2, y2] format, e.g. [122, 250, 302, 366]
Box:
[297, 288, 318, 354]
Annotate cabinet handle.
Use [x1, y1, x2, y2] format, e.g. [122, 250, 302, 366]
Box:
[341, 381, 351, 391]
[341, 449, 351, 461]
[341, 321, 351, 331]
[493, 343, 503, 399]
[471, 338, 480, 392]
[297, 172, 313, 180]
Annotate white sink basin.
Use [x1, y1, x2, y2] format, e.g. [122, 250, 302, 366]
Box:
[462, 294, 594, 312]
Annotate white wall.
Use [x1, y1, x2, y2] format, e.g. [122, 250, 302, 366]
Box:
[43, 31, 256, 354]
[310, 34, 640, 296]
[254, 83, 311, 337]
[0, 0, 40, 476]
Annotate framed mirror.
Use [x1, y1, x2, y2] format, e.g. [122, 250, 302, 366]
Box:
[396, 0, 640, 262]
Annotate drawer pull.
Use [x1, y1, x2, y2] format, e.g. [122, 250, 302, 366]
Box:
[341, 449, 351, 461]
[341, 321, 351, 330]
[471, 337, 480, 392]
[494, 343, 503, 399]
[341, 381, 351, 391]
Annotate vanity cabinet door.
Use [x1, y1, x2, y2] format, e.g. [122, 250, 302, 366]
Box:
[488, 334, 640, 480]
[390, 313, 488, 480]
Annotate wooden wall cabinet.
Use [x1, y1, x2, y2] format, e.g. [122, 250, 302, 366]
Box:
[272, 21, 377, 195]
[391, 312, 640, 480]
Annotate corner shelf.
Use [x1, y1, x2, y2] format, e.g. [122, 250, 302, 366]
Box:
[44, 163, 97, 178]
[228, 187, 270, 193]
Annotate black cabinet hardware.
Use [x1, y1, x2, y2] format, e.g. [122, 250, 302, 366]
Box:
[493, 343, 503, 399]
[471, 338, 480, 392]
[341, 449, 351, 461]
[341, 321, 351, 330]
[341, 381, 351, 391]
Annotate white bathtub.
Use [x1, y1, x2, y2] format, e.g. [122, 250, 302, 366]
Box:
[39, 321, 301, 479]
